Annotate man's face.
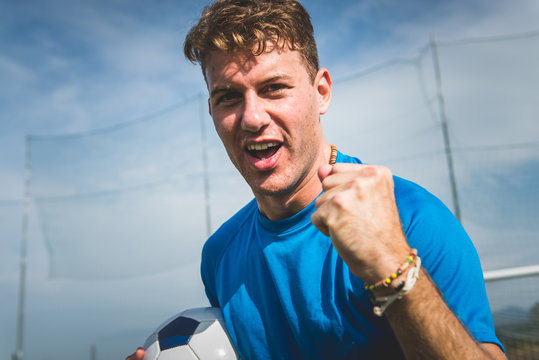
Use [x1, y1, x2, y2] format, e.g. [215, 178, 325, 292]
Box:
[205, 47, 331, 199]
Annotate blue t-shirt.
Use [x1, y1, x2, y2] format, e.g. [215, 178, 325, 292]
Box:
[201, 152, 502, 359]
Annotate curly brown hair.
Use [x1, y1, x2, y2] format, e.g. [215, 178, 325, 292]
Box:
[184, 0, 319, 82]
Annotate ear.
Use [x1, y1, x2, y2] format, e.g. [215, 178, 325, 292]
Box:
[315, 68, 332, 115]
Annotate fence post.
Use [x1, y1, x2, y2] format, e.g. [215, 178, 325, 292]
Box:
[430, 33, 461, 222]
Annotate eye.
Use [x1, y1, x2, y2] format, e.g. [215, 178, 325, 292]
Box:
[265, 84, 286, 93]
[215, 91, 241, 106]
[261, 83, 289, 98]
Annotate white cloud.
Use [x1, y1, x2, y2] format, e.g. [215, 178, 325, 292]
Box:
[0, 55, 34, 84]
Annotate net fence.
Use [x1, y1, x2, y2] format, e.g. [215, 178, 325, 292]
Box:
[326, 31, 539, 272]
[29, 97, 251, 279]
[324, 31, 539, 358]
[2, 30, 538, 359]
[486, 271, 539, 359]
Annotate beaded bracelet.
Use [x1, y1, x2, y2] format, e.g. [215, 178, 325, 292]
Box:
[370, 256, 422, 317]
[363, 249, 418, 291]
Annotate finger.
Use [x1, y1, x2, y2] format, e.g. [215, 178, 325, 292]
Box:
[311, 210, 330, 237]
[125, 347, 145, 360]
[318, 163, 333, 182]
[323, 163, 392, 192]
[330, 162, 367, 174]
[319, 163, 365, 191]
[135, 348, 145, 360]
[318, 163, 363, 186]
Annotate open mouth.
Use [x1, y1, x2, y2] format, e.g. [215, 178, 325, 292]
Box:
[246, 141, 282, 160]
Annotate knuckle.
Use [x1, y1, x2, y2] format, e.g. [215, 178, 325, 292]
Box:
[332, 192, 348, 209]
[321, 176, 332, 190]
[350, 177, 363, 191]
[363, 165, 378, 177]
[362, 165, 393, 184]
[379, 165, 393, 178]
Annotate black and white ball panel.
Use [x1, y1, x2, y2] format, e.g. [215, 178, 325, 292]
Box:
[143, 307, 238, 360]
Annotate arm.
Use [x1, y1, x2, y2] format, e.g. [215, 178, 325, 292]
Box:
[385, 268, 505, 359]
[311, 163, 505, 359]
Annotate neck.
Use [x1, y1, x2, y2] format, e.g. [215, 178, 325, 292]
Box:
[255, 142, 333, 220]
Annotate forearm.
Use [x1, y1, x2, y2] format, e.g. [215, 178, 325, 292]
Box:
[384, 269, 505, 359]
[313, 163, 505, 359]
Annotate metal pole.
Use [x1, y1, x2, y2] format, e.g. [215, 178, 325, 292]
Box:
[14, 136, 31, 360]
[90, 344, 97, 360]
[430, 34, 462, 222]
[200, 93, 212, 237]
[484, 264, 539, 282]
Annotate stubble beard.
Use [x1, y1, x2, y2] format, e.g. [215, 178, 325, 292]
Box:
[245, 149, 320, 201]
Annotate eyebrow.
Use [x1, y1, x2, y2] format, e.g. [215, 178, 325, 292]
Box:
[210, 85, 233, 100]
[261, 73, 293, 86]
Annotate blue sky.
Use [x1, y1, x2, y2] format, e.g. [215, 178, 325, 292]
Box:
[1, 0, 538, 359]
[1, 0, 537, 197]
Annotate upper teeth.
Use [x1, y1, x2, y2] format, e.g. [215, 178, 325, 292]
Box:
[247, 142, 279, 151]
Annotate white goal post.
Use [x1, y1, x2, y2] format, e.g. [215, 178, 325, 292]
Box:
[484, 265, 539, 282]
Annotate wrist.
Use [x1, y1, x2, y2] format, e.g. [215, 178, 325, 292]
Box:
[348, 246, 412, 284]
[364, 249, 418, 291]
[367, 253, 422, 317]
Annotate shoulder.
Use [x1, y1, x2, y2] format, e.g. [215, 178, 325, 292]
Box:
[338, 151, 473, 268]
[393, 176, 456, 227]
[391, 175, 472, 263]
[336, 151, 362, 165]
[340, 153, 499, 344]
[202, 198, 258, 266]
[391, 176, 489, 316]
[393, 177, 500, 346]
[338, 152, 459, 235]
[200, 198, 258, 306]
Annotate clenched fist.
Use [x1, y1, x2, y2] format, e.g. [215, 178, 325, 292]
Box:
[311, 163, 411, 284]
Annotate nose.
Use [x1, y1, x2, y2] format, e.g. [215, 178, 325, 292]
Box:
[241, 92, 270, 132]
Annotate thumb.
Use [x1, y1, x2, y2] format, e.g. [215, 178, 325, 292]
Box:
[136, 348, 146, 360]
[125, 347, 145, 360]
[318, 163, 333, 182]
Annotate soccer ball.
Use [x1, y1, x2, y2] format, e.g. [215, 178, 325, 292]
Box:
[143, 307, 239, 360]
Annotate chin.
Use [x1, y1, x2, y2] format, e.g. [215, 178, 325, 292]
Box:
[252, 186, 291, 197]
[241, 162, 304, 197]
[247, 175, 298, 197]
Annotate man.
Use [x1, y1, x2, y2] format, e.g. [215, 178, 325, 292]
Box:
[129, 0, 505, 358]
